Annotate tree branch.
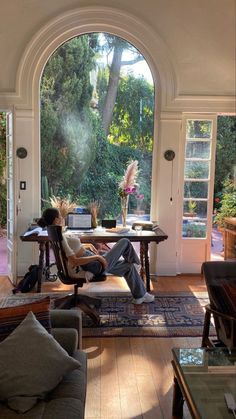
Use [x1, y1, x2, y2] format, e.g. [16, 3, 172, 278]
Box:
[121, 56, 144, 66]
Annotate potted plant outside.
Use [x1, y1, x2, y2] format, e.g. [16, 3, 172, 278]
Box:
[214, 181, 236, 229]
[184, 200, 197, 218]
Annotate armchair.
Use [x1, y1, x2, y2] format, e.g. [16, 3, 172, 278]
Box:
[201, 261, 236, 348]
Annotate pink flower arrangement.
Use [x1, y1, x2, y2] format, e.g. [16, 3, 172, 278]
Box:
[119, 160, 144, 203]
[124, 186, 137, 195]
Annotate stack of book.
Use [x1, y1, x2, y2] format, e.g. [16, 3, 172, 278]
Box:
[131, 221, 158, 231]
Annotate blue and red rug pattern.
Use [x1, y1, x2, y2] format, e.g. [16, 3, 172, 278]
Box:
[83, 292, 216, 338]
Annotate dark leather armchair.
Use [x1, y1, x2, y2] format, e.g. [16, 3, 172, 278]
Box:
[201, 261, 236, 348]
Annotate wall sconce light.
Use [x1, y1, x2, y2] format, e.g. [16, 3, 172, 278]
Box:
[164, 149, 175, 161]
[16, 147, 27, 159]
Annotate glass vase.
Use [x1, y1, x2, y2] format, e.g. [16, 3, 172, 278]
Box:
[121, 195, 129, 227]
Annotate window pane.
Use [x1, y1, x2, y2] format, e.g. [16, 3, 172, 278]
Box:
[183, 200, 207, 217]
[184, 181, 208, 199]
[186, 141, 210, 159]
[184, 161, 209, 179]
[40, 33, 154, 223]
[187, 120, 212, 139]
[182, 219, 207, 238]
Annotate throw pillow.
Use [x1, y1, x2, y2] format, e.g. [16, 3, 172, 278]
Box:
[0, 296, 51, 342]
[0, 311, 81, 413]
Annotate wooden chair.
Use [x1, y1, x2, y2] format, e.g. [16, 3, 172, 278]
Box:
[47, 225, 103, 325]
[201, 261, 236, 348]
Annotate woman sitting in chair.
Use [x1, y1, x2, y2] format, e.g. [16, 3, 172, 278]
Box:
[38, 207, 154, 305]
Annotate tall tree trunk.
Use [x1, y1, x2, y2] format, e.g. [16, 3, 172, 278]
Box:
[102, 39, 123, 136]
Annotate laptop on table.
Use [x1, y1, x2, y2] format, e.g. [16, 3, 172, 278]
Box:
[66, 213, 93, 233]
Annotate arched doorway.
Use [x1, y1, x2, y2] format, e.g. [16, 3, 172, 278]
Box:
[12, 7, 177, 277]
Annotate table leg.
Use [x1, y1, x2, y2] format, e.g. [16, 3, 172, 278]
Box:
[44, 241, 51, 281]
[140, 242, 145, 280]
[140, 241, 151, 292]
[201, 308, 211, 347]
[143, 242, 151, 292]
[37, 242, 45, 293]
[172, 376, 184, 418]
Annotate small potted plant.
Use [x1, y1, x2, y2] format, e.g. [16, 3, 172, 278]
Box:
[188, 200, 197, 216]
[184, 199, 197, 217]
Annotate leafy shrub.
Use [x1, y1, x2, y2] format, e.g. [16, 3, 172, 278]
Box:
[214, 180, 236, 227]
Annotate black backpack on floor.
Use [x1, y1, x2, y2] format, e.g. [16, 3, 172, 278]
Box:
[12, 265, 39, 294]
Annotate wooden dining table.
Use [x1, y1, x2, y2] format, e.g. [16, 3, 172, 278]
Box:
[20, 226, 168, 293]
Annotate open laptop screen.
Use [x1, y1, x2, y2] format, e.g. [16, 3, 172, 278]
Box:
[67, 213, 92, 230]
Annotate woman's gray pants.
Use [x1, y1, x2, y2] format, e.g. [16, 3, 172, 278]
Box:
[103, 238, 146, 299]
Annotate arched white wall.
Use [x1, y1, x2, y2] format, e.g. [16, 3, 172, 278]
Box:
[16, 7, 176, 111]
[12, 6, 179, 276]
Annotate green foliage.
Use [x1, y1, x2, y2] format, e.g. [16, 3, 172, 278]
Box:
[40, 35, 98, 200]
[102, 74, 154, 153]
[214, 180, 236, 227]
[40, 33, 153, 219]
[184, 161, 209, 179]
[182, 222, 206, 238]
[79, 119, 118, 218]
[97, 67, 109, 115]
[214, 116, 236, 195]
[187, 120, 212, 139]
[41, 175, 49, 203]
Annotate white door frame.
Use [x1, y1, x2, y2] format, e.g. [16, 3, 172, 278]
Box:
[177, 113, 217, 273]
[6, 111, 16, 283]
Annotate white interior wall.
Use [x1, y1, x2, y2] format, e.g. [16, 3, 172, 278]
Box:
[155, 115, 182, 275]
[14, 110, 40, 274]
[0, 0, 235, 100]
[0, 1, 235, 277]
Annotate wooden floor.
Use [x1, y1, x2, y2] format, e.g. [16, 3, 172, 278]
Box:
[0, 275, 206, 419]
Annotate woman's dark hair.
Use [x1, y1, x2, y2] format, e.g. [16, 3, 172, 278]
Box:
[37, 208, 59, 227]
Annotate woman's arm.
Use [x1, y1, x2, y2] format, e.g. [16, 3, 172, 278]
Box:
[67, 254, 107, 269]
[82, 243, 98, 254]
[62, 234, 107, 269]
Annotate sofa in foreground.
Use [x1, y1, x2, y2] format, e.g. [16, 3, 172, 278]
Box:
[0, 307, 87, 419]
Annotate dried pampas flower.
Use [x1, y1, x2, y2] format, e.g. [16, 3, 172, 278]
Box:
[49, 195, 77, 218]
[119, 160, 139, 191]
[88, 201, 100, 228]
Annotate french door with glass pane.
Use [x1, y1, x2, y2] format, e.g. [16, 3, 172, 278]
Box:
[6, 111, 15, 283]
[178, 114, 217, 273]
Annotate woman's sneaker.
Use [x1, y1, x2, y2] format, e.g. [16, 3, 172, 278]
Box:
[132, 292, 155, 304]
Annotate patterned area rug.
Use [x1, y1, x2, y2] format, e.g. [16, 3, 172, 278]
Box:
[82, 292, 216, 338]
[0, 292, 216, 338]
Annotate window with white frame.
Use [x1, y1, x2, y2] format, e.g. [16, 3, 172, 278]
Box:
[182, 119, 213, 238]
